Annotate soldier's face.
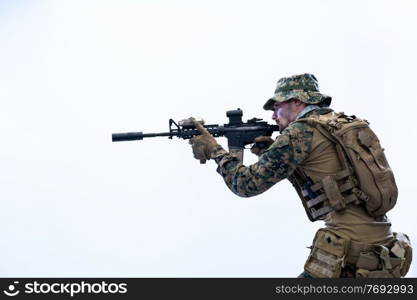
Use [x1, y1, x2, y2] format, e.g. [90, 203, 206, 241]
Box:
[272, 100, 297, 131]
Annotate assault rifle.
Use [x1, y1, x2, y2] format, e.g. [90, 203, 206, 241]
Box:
[112, 109, 279, 161]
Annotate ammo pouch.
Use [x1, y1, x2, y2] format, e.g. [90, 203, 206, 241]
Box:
[304, 228, 351, 278]
[348, 232, 412, 278]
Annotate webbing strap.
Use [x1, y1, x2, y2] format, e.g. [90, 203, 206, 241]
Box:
[311, 206, 333, 219]
[344, 193, 358, 204]
[296, 116, 357, 176]
[306, 179, 357, 209]
[311, 169, 351, 192]
[307, 194, 327, 208]
[307, 194, 358, 216]
[339, 181, 355, 193]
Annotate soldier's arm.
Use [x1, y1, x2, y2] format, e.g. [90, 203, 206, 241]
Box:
[212, 122, 314, 197]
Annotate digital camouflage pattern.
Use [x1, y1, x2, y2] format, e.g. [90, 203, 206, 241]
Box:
[263, 73, 332, 110]
[209, 106, 409, 277]
[212, 117, 315, 197]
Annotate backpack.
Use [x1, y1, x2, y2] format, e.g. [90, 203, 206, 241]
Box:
[297, 112, 398, 217]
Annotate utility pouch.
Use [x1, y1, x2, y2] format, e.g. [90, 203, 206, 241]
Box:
[356, 251, 379, 271]
[356, 269, 394, 278]
[304, 228, 351, 278]
[355, 232, 412, 278]
[322, 175, 346, 211]
[391, 232, 413, 277]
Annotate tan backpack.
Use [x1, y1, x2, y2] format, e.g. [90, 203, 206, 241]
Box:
[297, 112, 398, 217]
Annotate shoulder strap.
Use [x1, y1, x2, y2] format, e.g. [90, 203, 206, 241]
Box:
[295, 113, 356, 173]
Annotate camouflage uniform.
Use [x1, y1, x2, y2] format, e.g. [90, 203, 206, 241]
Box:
[208, 74, 412, 278]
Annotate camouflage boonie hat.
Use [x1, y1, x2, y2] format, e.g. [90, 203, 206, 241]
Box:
[263, 73, 332, 110]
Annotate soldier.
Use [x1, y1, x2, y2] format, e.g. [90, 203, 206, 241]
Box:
[188, 73, 412, 278]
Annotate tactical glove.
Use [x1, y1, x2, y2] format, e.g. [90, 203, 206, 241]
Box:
[188, 118, 219, 164]
[250, 136, 274, 156]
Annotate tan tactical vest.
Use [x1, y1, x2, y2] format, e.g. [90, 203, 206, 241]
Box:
[290, 112, 398, 222]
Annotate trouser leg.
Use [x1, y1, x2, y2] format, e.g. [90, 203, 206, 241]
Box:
[297, 271, 314, 278]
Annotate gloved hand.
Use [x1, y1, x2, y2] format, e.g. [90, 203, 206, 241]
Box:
[250, 136, 274, 156]
[188, 118, 219, 164]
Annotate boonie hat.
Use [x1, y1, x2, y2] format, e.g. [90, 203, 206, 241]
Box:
[263, 73, 332, 110]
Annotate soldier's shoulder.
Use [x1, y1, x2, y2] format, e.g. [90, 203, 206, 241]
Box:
[268, 121, 314, 153]
[283, 120, 315, 139]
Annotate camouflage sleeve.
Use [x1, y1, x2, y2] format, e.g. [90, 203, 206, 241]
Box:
[211, 122, 314, 197]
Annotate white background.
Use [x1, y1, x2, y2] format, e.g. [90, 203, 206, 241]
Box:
[0, 0, 416, 277]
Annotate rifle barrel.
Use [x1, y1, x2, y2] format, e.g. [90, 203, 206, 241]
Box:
[112, 131, 176, 142]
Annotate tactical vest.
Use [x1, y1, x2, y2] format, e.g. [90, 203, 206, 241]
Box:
[290, 112, 398, 222]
